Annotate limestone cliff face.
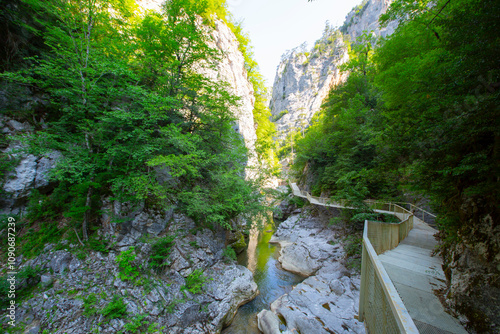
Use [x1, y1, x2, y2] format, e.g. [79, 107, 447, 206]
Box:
[341, 0, 397, 40]
[204, 19, 258, 175]
[270, 0, 396, 140]
[269, 32, 349, 139]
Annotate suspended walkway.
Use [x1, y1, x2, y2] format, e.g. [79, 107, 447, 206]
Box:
[288, 181, 467, 334]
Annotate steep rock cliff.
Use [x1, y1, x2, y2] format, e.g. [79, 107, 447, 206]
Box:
[270, 0, 396, 140]
[340, 0, 397, 40]
[204, 19, 258, 175]
[269, 30, 349, 139]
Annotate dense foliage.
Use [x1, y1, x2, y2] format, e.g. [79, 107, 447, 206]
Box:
[295, 0, 499, 228]
[293, 1, 499, 328]
[0, 0, 267, 239]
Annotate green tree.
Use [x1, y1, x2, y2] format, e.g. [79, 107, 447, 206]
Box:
[2, 0, 149, 240]
[2, 0, 266, 239]
[372, 1, 499, 329]
[374, 0, 499, 235]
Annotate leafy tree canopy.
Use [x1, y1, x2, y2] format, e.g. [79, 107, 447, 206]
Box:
[1, 0, 267, 239]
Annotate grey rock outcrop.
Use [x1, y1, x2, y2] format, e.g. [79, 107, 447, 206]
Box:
[14, 215, 258, 334]
[100, 199, 176, 248]
[270, 267, 364, 334]
[341, 0, 397, 40]
[1, 115, 61, 214]
[442, 202, 500, 332]
[261, 213, 365, 333]
[257, 310, 281, 334]
[270, 214, 343, 276]
[269, 31, 349, 139]
[273, 194, 296, 221]
[204, 18, 258, 178]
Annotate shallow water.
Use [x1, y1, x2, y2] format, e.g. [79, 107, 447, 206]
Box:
[222, 224, 304, 334]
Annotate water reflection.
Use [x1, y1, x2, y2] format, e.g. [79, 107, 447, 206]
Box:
[222, 223, 304, 334]
[246, 225, 259, 273]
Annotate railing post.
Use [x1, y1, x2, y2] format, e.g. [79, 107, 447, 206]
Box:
[359, 222, 369, 322]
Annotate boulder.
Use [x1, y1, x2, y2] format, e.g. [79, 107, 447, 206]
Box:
[49, 251, 73, 274]
[257, 309, 281, 334]
[268, 213, 365, 333]
[206, 263, 258, 329]
[278, 241, 320, 276]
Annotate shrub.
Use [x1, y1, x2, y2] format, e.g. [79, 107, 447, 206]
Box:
[166, 298, 184, 314]
[87, 235, 110, 254]
[115, 248, 140, 282]
[101, 295, 127, 319]
[344, 235, 362, 257]
[149, 236, 175, 272]
[289, 196, 305, 208]
[222, 246, 237, 262]
[271, 109, 289, 122]
[182, 269, 208, 294]
[381, 213, 400, 223]
[83, 293, 99, 317]
[350, 212, 379, 224]
[0, 265, 42, 307]
[343, 235, 362, 272]
[122, 314, 149, 333]
[20, 221, 64, 259]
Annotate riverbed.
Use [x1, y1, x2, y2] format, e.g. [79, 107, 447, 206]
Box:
[222, 223, 304, 334]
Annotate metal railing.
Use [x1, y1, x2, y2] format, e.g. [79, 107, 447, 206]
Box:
[288, 181, 436, 227]
[359, 219, 419, 333]
[288, 181, 422, 333]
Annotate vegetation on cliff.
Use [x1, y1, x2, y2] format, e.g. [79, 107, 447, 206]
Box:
[292, 0, 499, 330]
[0, 0, 269, 242]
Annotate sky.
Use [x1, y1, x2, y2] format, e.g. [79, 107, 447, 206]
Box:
[228, 0, 362, 87]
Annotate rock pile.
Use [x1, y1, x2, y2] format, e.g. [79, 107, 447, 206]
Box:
[259, 213, 365, 333]
[11, 215, 258, 334]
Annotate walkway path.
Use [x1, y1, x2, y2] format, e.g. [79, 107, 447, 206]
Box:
[289, 182, 468, 333]
[379, 218, 467, 334]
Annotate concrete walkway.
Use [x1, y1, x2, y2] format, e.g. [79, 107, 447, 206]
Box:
[288, 182, 468, 333]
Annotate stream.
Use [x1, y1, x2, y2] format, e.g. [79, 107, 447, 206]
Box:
[222, 222, 304, 334]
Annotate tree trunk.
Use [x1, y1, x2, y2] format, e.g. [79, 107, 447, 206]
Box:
[83, 185, 93, 241]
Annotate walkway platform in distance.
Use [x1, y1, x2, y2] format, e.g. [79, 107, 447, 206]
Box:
[288, 181, 468, 333]
[379, 218, 467, 334]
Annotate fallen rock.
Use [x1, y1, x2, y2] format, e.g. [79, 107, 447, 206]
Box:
[271, 214, 342, 276]
[12, 215, 258, 334]
[257, 309, 281, 334]
[267, 213, 365, 333]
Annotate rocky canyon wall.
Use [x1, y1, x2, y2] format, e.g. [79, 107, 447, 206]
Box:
[341, 0, 397, 40]
[270, 0, 396, 140]
[269, 31, 349, 140]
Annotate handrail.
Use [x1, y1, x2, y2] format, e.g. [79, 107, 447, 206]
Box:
[395, 202, 436, 218]
[288, 181, 435, 226]
[359, 220, 419, 333]
[288, 180, 421, 332]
